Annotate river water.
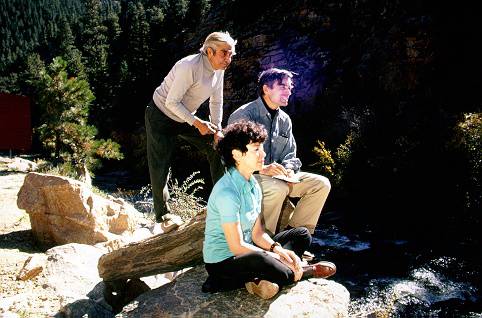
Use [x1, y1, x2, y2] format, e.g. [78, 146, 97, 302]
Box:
[312, 220, 481, 317]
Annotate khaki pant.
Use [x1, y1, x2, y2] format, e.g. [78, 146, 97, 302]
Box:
[254, 172, 331, 235]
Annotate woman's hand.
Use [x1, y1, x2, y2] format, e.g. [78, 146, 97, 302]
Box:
[266, 251, 280, 260]
[273, 246, 303, 281]
[272, 245, 293, 263]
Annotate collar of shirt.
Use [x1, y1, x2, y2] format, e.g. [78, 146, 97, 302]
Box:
[202, 53, 215, 73]
[226, 167, 257, 194]
[260, 95, 279, 119]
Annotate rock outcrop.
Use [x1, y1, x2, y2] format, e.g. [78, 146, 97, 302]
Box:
[44, 243, 106, 302]
[119, 266, 350, 317]
[17, 172, 139, 247]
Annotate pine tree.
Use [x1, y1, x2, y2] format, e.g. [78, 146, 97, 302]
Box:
[28, 56, 123, 182]
[112, 1, 152, 128]
[79, 0, 113, 134]
[57, 18, 86, 79]
[80, 0, 109, 83]
[125, 2, 151, 88]
[185, 0, 211, 29]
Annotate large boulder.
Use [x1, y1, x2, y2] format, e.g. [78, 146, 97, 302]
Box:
[17, 172, 139, 247]
[119, 266, 350, 317]
[44, 243, 106, 303]
[19, 243, 177, 317]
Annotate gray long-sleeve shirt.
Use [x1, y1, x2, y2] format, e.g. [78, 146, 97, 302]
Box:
[228, 97, 302, 171]
[152, 53, 224, 127]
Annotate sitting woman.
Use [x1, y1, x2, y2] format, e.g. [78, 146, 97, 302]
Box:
[202, 120, 336, 299]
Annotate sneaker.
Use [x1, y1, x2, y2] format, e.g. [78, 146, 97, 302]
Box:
[245, 280, 279, 299]
[152, 220, 177, 235]
[162, 213, 183, 226]
[151, 214, 183, 235]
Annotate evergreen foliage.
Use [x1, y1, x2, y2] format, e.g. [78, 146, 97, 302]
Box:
[56, 18, 86, 79]
[27, 56, 123, 180]
[123, 1, 151, 96]
[0, 0, 83, 74]
[80, 0, 109, 81]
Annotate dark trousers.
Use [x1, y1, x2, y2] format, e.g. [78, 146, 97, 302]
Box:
[203, 227, 312, 292]
[145, 101, 225, 221]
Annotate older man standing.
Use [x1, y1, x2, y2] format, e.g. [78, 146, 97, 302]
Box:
[146, 31, 236, 225]
[228, 68, 331, 236]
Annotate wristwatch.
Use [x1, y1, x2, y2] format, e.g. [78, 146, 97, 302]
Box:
[269, 242, 281, 252]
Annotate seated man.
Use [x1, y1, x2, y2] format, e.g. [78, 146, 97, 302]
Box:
[228, 68, 331, 236]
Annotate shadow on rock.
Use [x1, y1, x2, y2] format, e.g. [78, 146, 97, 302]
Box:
[54, 278, 152, 317]
[0, 170, 26, 177]
[53, 298, 113, 318]
[0, 230, 42, 252]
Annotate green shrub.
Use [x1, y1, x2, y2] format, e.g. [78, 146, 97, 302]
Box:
[167, 171, 206, 222]
[313, 130, 359, 188]
[28, 55, 123, 182]
[116, 171, 206, 223]
[451, 112, 481, 211]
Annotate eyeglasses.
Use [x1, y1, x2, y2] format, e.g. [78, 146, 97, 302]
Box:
[215, 49, 235, 59]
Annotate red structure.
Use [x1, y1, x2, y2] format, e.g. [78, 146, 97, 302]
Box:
[0, 93, 32, 152]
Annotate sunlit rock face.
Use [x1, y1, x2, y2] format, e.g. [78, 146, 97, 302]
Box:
[17, 172, 138, 247]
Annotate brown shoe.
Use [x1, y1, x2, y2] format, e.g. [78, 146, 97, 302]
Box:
[245, 280, 279, 299]
[310, 261, 337, 278]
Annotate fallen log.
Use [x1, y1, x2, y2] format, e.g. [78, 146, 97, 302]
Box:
[98, 211, 206, 282]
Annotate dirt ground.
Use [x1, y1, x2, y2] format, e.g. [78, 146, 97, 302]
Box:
[0, 163, 62, 317]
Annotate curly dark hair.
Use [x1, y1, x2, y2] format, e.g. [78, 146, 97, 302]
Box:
[217, 120, 267, 168]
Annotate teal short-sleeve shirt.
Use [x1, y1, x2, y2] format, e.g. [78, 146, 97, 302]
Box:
[203, 168, 262, 263]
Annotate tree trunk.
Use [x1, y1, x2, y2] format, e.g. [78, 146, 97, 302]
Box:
[97, 211, 206, 282]
[82, 162, 91, 186]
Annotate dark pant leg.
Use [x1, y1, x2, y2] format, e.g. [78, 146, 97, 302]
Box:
[272, 227, 312, 258]
[204, 251, 294, 292]
[179, 133, 225, 185]
[145, 103, 177, 222]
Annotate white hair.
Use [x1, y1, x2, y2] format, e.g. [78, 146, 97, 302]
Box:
[199, 31, 237, 54]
